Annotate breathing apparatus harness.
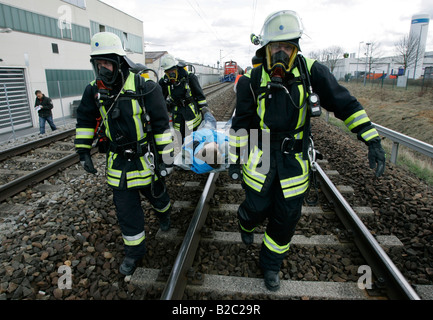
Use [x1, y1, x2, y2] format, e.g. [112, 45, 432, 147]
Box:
[251, 53, 323, 204]
[93, 64, 168, 198]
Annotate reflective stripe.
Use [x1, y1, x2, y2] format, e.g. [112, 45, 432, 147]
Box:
[344, 110, 370, 130]
[242, 172, 263, 192]
[197, 99, 207, 105]
[127, 177, 152, 188]
[127, 169, 152, 179]
[75, 144, 92, 149]
[75, 128, 94, 139]
[107, 176, 120, 187]
[123, 231, 145, 246]
[282, 180, 309, 198]
[239, 222, 255, 233]
[263, 232, 290, 254]
[154, 132, 172, 144]
[108, 167, 122, 178]
[228, 152, 239, 163]
[132, 100, 145, 140]
[153, 202, 171, 213]
[243, 164, 266, 183]
[229, 134, 248, 147]
[246, 146, 262, 171]
[361, 128, 379, 142]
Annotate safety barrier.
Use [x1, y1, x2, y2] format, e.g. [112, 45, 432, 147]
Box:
[372, 122, 433, 164]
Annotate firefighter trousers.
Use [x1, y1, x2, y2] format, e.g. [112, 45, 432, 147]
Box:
[237, 175, 304, 272]
[112, 179, 171, 261]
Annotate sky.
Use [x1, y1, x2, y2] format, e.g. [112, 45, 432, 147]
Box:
[100, 0, 433, 69]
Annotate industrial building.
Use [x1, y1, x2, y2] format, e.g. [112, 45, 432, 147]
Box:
[331, 13, 431, 82]
[0, 0, 145, 135]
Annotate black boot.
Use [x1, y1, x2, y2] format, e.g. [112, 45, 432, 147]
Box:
[240, 229, 254, 245]
[158, 211, 170, 231]
[119, 257, 137, 276]
[263, 269, 280, 291]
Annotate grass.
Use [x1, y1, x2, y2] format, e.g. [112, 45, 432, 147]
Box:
[324, 112, 433, 186]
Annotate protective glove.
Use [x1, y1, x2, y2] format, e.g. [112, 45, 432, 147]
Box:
[229, 163, 241, 180]
[367, 139, 386, 177]
[79, 152, 97, 174]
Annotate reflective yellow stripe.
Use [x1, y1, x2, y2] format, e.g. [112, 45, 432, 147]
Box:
[229, 134, 248, 147]
[239, 222, 255, 233]
[154, 132, 172, 145]
[75, 128, 94, 139]
[242, 168, 263, 192]
[75, 144, 92, 149]
[153, 202, 171, 213]
[123, 231, 145, 246]
[127, 177, 152, 188]
[344, 110, 370, 130]
[361, 128, 379, 142]
[132, 99, 145, 140]
[228, 152, 239, 163]
[263, 232, 290, 254]
[282, 180, 309, 198]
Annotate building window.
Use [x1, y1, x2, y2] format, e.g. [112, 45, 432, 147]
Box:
[45, 69, 94, 98]
[0, 3, 90, 44]
[52, 43, 59, 54]
[62, 0, 86, 9]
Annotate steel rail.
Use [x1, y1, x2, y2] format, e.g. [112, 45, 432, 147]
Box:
[160, 171, 220, 300]
[0, 128, 76, 161]
[315, 162, 420, 300]
[0, 147, 97, 202]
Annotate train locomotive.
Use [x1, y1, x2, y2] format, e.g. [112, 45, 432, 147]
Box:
[222, 60, 244, 82]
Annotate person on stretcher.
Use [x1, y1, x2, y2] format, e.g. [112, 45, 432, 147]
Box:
[174, 107, 230, 174]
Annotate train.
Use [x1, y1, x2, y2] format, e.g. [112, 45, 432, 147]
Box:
[221, 60, 244, 82]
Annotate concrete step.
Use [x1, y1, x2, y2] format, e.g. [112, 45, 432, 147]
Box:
[130, 268, 376, 300]
[155, 228, 403, 249]
[172, 200, 374, 218]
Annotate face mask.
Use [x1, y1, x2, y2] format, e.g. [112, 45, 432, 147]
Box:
[98, 66, 114, 85]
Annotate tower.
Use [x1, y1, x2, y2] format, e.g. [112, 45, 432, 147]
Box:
[410, 13, 430, 79]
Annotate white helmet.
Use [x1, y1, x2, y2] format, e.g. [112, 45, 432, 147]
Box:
[255, 10, 303, 72]
[161, 54, 178, 71]
[259, 10, 303, 47]
[90, 32, 126, 57]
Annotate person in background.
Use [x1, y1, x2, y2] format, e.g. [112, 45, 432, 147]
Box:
[159, 54, 208, 142]
[34, 90, 57, 134]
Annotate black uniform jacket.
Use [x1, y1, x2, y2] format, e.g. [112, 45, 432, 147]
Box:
[34, 95, 54, 117]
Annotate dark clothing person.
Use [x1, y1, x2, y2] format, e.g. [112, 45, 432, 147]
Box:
[34, 91, 57, 134]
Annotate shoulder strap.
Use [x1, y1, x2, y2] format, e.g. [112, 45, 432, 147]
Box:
[249, 66, 264, 104]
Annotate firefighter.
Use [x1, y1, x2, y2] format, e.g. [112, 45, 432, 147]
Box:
[74, 32, 174, 276]
[158, 54, 208, 142]
[229, 10, 385, 291]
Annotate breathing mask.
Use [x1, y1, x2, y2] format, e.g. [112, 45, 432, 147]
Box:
[266, 42, 298, 80]
[90, 55, 122, 88]
[165, 67, 179, 84]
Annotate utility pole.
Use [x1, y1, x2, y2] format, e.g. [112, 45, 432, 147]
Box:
[363, 42, 371, 86]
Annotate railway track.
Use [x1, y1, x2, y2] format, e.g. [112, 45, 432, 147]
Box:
[0, 81, 431, 302]
[130, 157, 424, 300]
[0, 83, 231, 203]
